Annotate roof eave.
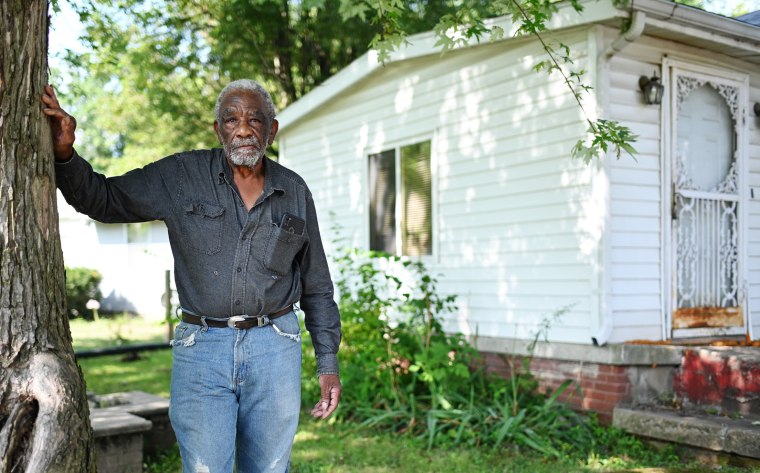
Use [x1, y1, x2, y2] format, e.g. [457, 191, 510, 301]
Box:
[278, 0, 622, 132]
[630, 0, 760, 43]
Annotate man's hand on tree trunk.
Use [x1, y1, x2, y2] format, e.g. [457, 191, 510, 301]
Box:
[41, 84, 76, 162]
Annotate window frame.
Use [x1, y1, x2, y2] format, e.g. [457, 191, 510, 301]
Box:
[365, 134, 438, 260]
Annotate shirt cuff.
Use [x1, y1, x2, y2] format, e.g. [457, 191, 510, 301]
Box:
[54, 149, 85, 173]
[54, 147, 77, 164]
[316, 353, 339, 376]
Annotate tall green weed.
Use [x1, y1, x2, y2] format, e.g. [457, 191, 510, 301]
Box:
[302, 248, 592, 456]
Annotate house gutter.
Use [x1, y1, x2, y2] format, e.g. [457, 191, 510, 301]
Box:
[592, 10, 646, 347]
[632, 0, 760, 44]
[645, 16, 760, 56]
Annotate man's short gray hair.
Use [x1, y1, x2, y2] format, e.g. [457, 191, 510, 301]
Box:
[214, 79, 277, 124]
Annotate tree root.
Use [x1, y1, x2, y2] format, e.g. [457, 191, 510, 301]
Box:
[0, 353, 94, 473]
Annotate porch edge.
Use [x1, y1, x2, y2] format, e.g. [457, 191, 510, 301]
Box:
[473, 336, 683, 366]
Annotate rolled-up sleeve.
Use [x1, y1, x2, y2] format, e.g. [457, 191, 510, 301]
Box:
[298, 194, 341, 376]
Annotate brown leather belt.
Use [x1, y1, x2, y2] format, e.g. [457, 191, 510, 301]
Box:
[181, 305, 293, 329]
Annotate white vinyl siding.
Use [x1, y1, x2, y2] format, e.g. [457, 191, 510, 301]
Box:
[605, 40, 665, 342]
[282, 30, 597, 344]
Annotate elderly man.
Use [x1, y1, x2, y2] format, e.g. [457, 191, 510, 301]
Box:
[42, 80, 342, 473]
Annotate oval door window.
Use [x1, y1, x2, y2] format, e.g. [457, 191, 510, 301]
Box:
[676, 85, 734, 191]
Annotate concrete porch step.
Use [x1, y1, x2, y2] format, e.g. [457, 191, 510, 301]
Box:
[672, 346, 760, 416]
[613, 406, 760, 460]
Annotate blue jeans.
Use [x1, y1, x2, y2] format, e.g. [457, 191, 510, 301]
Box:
[169, 311, 302, 473]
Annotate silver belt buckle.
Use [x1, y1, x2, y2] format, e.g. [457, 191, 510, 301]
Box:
[227, 315, 246, 329]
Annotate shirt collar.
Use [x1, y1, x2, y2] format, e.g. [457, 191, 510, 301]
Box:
[215, 148, 286, 195]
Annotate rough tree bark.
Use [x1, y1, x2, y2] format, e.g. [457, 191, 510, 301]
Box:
[0, 1, 96, 472]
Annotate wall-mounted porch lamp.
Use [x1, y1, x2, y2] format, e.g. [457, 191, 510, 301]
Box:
[753, 102, 760, 117]
[639, 72, 665, 105]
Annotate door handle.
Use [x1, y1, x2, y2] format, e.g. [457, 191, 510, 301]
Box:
[672, 187, 678, 220]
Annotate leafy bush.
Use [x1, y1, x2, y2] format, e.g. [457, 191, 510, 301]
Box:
[303, 248, 592, 456]
[65, 267, 103, 320]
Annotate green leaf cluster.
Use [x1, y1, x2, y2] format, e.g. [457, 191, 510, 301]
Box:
[572, 119, 639, 164]
[58, 0, 381, 171]
[59, 0, 492, 171]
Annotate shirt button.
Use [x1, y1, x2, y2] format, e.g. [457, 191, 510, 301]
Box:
[235, 300, 241, 306]
[237, 267, 242, 273]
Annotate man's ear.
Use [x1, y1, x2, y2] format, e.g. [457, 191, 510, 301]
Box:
[268, 119, 279, 145]
[213, 121, 222, 145]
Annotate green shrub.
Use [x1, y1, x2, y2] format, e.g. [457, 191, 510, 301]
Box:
[65, 267, 103, 320]
[302, 247, 592, 456]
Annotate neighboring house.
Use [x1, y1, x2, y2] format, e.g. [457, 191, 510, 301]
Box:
[58, 193, 173, 319]
[277, 0, 760, 419]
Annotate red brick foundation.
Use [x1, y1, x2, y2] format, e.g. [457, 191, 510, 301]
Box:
[482, 352, 632, 423]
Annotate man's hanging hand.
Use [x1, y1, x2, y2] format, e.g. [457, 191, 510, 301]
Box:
[311, 374, 342, 419]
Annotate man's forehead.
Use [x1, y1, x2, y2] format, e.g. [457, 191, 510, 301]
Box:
[220, 90, 264, 112]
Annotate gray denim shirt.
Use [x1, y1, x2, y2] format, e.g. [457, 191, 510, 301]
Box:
[55, 148, 341, 375]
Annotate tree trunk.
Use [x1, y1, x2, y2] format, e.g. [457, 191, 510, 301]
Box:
[0, 1, 96, 472]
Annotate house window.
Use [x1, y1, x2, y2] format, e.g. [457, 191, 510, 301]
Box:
[368, 140, 432, 256]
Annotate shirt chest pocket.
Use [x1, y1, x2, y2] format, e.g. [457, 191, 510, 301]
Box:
[180, 201, 225, 255]
[263, 223, 307, 275]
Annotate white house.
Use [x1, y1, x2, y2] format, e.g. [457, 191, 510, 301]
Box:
[276, 0, 760, 417]
[58, 193, 174, 319]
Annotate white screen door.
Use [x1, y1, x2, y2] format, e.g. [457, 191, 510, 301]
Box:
[669, 65, 746, 337]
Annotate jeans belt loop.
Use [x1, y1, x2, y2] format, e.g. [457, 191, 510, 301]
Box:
[200, 316, 209, 332]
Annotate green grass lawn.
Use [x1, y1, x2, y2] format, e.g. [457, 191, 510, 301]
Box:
[147, 418, 760, 473]
[70, 314, 170, 349]
[77, 351, 173, 397]
[70, 318, 760, 473]
[71, 315, 173, 397]
[293, 422, 608, 473]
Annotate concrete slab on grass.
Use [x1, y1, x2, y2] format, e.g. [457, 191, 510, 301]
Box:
[613, 406, 760, 459]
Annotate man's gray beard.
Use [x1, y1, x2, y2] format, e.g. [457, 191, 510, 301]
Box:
[228, 147, 264, 168]
[225, 137, 266, 168]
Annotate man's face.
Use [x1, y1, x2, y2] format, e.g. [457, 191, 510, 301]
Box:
[214, 90, 278, 169]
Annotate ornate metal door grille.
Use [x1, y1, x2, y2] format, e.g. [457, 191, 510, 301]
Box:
[672, 73, 743, 330]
